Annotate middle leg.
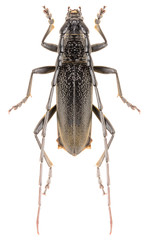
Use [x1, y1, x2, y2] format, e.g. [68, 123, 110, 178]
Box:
[94, 66, 140, 112]
[9, 66, 55, 112]
[93, 105, 115, 167]
[93, 105, 115, 196]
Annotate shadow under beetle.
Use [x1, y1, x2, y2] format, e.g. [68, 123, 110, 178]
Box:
[9, 6, 140, 234]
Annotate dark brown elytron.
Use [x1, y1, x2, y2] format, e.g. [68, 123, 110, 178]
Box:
[9, 6, 140, 235]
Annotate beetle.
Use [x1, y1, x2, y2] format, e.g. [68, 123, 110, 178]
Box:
[9, 6, 140, 234]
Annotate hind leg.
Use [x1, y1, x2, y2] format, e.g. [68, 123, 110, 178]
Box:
[34, 105, 56, 234]
[34, 105, 56, 168]
[34, 135, 53, 195]
[36, 67, 59, 234]
[92, 105, 115, 167]
[34, 105, 56, 193]
[93, 105, 115, 195]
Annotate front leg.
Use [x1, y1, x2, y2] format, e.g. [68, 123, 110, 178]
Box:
[41, 6, 58, 52]
[94, 66, 140, 112]
[91, 6, 108, 52]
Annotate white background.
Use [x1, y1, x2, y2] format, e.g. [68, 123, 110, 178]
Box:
[1, 0, 150, 239]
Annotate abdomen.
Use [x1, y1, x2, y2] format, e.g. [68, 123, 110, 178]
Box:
[56, 63, 93, 156]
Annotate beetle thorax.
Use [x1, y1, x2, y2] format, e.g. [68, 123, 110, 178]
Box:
[64, 35, 84, 61]
[68, 19, 80, 33]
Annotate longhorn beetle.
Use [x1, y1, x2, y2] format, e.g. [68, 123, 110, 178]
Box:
[9, 6, 140, 234]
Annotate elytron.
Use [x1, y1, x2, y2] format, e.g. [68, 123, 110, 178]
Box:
[9, 6, 140, 234]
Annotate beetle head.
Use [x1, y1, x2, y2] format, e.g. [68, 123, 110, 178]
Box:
[66, 7, 83, 21]
[60, 7, 89, 35]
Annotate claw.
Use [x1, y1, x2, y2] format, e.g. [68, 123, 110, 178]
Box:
[9, 105, 20, 113]
[8, 96, 29, 113]
[120, 96, 140, 113]
[43, 184, 49, 195]
[100, 184, 106, 195]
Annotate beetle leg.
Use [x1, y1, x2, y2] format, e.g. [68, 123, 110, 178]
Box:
[96, 135, 114, 195]
[35, 134, 53, 168]
[94, 66, 140, 112]
[35, 134, 53, 195]
[91, 8, 107, 52]
[96, 135, 114, 168]
[92, 105, 115, 136]
[92, 105, 115, 194]
[34, 105, 56, 234]
[36, 68, 59, 234]
[91, 25, 107, 52]
[35, 133, 53, 195]
[34, 105, 56, 167]
[96, 167, 105, 195]
[41, 25, 58, 52]
[42, 7, 58, 52]
[91, 72, 112, 233]
[9, 66, 55, 112]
